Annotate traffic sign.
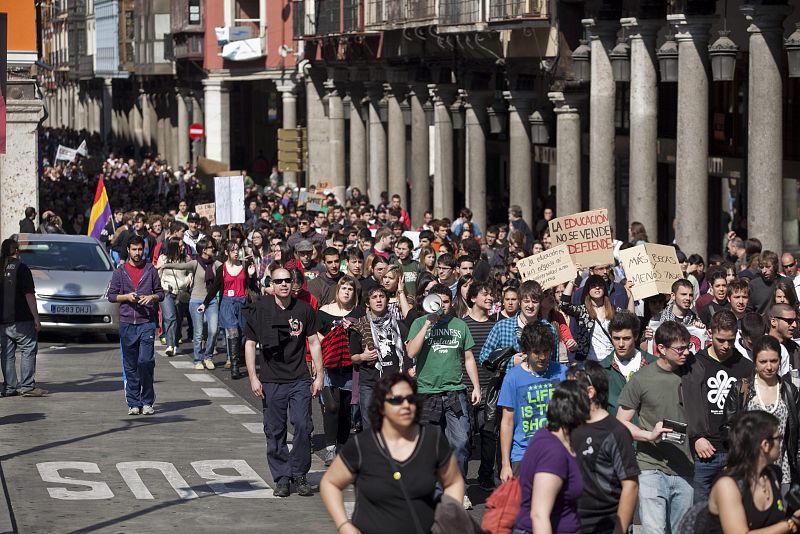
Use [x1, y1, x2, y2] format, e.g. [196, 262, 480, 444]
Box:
[189, 123, 205, 139]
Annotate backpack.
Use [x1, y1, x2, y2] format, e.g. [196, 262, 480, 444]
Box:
[481, 476, 521, 534]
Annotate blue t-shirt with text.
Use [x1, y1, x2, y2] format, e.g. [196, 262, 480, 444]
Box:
[497, 361, 568, 462]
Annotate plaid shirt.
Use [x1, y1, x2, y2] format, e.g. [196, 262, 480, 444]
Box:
[478, 314, 559, 372]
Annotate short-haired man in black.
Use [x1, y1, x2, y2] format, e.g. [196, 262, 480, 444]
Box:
[244, 267, 323, 498]
[307, 247, 342, 306]
[682, 309, 753, 503]
[19, 207, 36, 233]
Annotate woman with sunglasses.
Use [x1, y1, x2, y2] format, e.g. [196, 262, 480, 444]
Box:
[320, 372, 464, 534]
[199, 240, 257, 379]
[696, 410, 800, 534]
[724, 335, 800, 494]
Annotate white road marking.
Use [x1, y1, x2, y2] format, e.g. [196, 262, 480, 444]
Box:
[201, 388, 234, 398]
[169, 361, 195, 369]
[221, 405, 256, 415]
[184, 373, 215, 382]
[242, 423, 263, 434]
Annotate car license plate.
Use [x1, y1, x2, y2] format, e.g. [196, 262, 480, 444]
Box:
[50, 305, 92, 314]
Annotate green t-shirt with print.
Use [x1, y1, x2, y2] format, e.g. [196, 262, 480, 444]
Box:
[408, 315, 474, 394]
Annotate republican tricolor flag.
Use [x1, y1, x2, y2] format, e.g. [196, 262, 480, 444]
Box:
[87, 177, 112, 240]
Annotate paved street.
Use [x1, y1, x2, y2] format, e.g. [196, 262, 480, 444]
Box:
[0, 335, 490, 533]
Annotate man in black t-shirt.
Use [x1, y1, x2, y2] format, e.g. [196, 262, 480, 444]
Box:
[244, 267, 323, 498]
[0, 239, 46, 397]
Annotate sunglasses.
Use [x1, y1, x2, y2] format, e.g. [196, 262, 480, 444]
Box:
[272, 278, 291, 285]
[385, 394, 418, 406]
[775, 316, 798, 325]
[784, 262, 797, 269]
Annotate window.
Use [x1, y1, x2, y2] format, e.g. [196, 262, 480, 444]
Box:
[233, 0, 262, 37]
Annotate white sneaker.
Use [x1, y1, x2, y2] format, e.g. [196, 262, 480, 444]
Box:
[128, 406, 140, 415]
[194, 362, 204, 370]
[165, 346, 175, 357]
[203, 359, 216, 370]
[463, 495, 473, 510]
[142, 405, 155, 415]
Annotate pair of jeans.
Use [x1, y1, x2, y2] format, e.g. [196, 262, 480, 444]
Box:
[638, 469, 693, 534]
[262, 379, 313, 485]
[0, 321, 38, 394]
[359, 383, 374, 431]
[160, 293, 180, 347]
[473, 404, 497, 482]
[426, 390, 472, 478]
[692, 451, 728, 503]
[189, 298, 218, 363]
[119, 322, 157, 408]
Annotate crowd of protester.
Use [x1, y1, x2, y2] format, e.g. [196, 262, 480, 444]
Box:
[20, 127, 800, 534]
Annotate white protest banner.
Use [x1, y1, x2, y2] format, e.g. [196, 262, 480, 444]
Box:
[213, 174, 245, 225]
[548, 208, 614, 268]
[646, 320, 709, 355]
[517, 244, 576, 290]
[195, 202, 216, 226]
[619, 244, 683, 300]
[402, 231, 420, 249]
[76, 140, 88, 157]
[55, 145, 78, 162]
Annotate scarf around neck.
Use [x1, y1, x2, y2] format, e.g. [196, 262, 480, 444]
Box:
[367, 310, 407, 376]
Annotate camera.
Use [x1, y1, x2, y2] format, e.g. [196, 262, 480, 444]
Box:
[661, 418, 687, 445]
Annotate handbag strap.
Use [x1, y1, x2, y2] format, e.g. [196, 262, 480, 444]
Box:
[375, 431, 425, 534]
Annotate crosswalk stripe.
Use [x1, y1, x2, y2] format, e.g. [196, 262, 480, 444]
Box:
[221, 405, 257, 415]
[168, 361, 195, 369]
[201, 387, 234, 398]
[184, 373, 216, 382]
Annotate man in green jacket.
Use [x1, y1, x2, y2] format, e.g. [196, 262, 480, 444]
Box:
[600, 311, 657, 416]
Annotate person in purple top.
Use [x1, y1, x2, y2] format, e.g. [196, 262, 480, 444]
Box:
[513, 380, 589, 534]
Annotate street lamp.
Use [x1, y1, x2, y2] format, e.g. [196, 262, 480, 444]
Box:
[610, 39, 631, 83]
[709, 30, 738, 82]
[657, 36, 679, 83]
[572, 39, 591, 82]
[786, 23, 800, 78]
[529, 110, 549, 145]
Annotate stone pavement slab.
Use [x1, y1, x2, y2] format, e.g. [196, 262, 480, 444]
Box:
[0, 342, 337, 533]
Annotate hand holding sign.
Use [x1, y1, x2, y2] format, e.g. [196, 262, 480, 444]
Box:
[619, 244, 683, 300]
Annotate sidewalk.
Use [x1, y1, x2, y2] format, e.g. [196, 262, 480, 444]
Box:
[0, 342, 336, 533]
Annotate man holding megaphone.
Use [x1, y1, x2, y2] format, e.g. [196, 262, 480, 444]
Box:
[407, 283, 481, 510]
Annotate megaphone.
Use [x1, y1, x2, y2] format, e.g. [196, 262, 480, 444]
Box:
[422, 294, 444, 315]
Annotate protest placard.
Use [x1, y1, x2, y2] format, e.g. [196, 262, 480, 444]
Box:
[213, 174, 245, 225]
[548, 209, 614, 268]
[516, 244, 576, 290]
[646, 320, 709, 355]
[195, 202, 216, 226]
[619, 244, 683, 300]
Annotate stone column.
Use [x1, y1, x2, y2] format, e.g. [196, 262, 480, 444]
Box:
[367, 83, 388, 205]
[409, 85, 430, 226]
[277, 80, 298, 186]
[346, 85, 368, 197]
[464, 93, 489, 233]
[784, 179, 799, 247]
[0, 95, 44, 240]
[505, 91, 534, 224]
[306, 71, 330, 188]
[387, 85, 407, 204]
[156, 95, 168, 157]
[587, 20, 617, 225]
[177, 91, 190, 166]
[168, 91, 181, 167]
[625, 18, 660, 242]
[102, 79, 113, 141]
[743, 4, 791, 252]
[93, 91, 102, 134]
[132, 90, 144, 147]
[674, 19, 711, 258]
[429, 84, 455, 219]
[190, 92, 204, 164]
[550, 92, 582, 217]
[141, 90, 154, 150]
[326, 81, 346, 204]
[203, 78, 230, 164]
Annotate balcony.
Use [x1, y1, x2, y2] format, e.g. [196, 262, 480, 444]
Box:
[489, 0, 548, 22]
[438, 0, 483, 27]
[172, 33, 203, 60]
[365, 0, 436, 29]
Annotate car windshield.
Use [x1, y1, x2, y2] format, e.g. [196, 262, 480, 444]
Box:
[18, 241, 113, 272]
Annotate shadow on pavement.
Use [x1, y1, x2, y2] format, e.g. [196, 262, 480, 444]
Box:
[154, 399, 213, 414]
[1, 416, 195, 461]
[0, 412, 46, 426]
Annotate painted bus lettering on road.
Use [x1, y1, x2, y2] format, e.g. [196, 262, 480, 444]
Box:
[36, 459, 278, 500]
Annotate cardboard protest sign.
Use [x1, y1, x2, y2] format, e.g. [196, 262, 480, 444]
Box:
[548, 209, 614, 268]
[213, 174, 245, 225]
[195, 202, 216, 226]
[619, 244, 683, 300]
[517, 244, 576, 290]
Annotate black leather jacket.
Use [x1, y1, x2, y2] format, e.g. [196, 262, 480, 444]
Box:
[723, 374, 800, 481]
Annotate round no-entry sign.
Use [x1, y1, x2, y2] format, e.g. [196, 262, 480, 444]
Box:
[189, 123, 205, 139]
